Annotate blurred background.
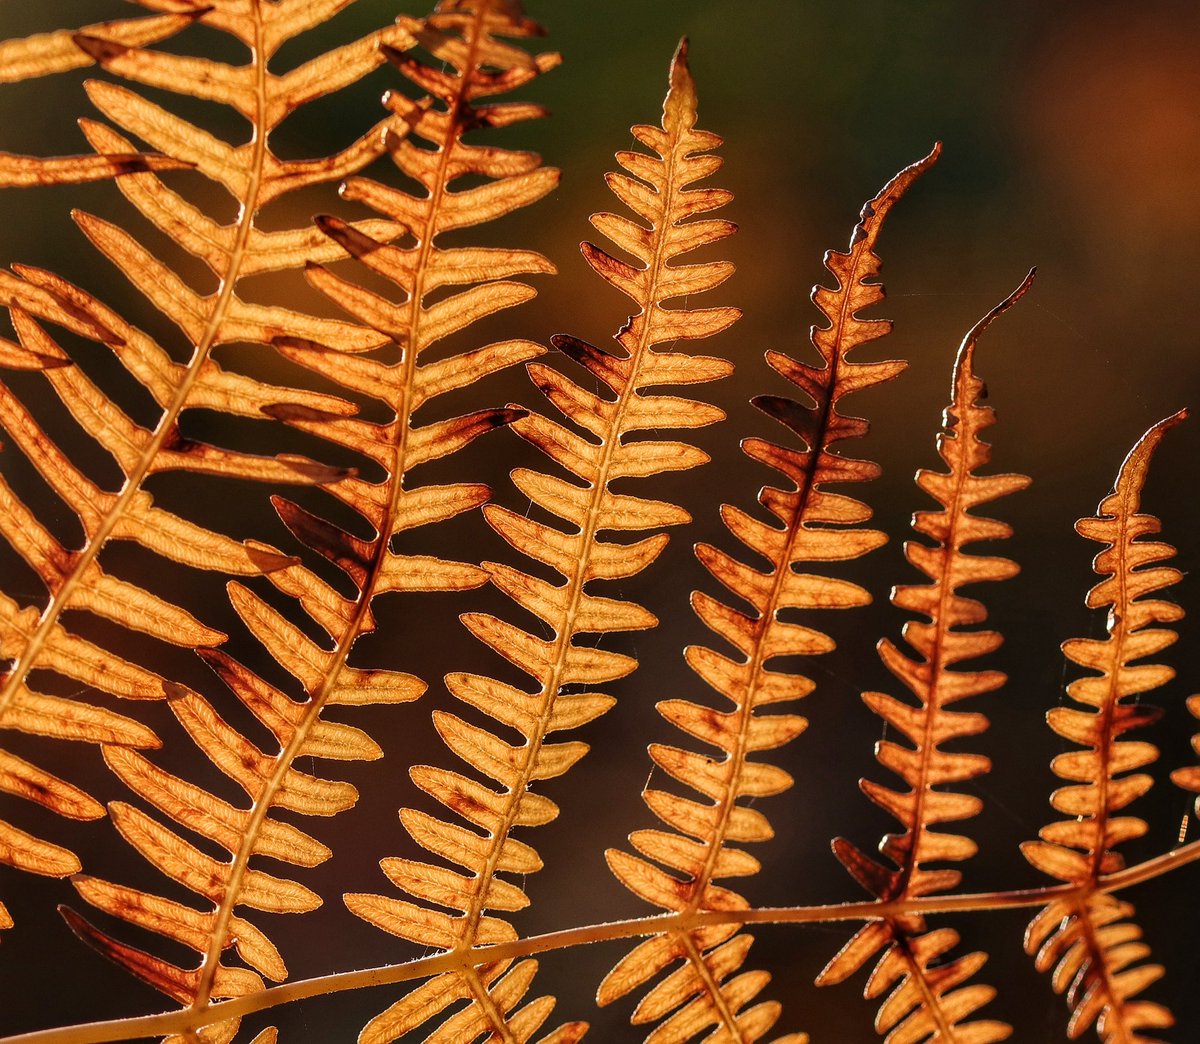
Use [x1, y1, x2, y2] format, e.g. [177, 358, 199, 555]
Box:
[0, 0, 1198, 1040]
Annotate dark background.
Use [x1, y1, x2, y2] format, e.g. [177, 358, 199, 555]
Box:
[0, 1, 1198, 1040]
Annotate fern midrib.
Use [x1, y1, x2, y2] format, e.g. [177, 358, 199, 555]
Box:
[193, 1, 498, 1015]
[455, 101, 692, 975]
[1051, 462, 1143, 1040]
[179, 6, 272, 1009]
[0, 16, 268, 720]
[1086, 481, 1138, 885]
[405, 7, 526, 1038]
[1072, 894, 1136, 1044]
[678, 929, 742, 1034]
[664, 227, 882, 1044]
[894, 931, 959, 1041]
[866, 414, 981, 1044]
[895, 413, 977, 902]
[684, 225, 879, 911]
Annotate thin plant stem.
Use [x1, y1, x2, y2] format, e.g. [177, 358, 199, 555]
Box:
[8, 839, 1198, 1044]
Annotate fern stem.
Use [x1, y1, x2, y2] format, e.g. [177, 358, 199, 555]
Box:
[12, 840, 1197, 1044]
[192, 2, 271, 1009]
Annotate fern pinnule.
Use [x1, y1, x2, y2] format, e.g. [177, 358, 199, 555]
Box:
[0, 5, 204, 187]
[817, 273, 1034, 1044]
[598, 147, 937, 1044]
[342, 37, 739, 1044]
[1022, 410, 1185, 1043]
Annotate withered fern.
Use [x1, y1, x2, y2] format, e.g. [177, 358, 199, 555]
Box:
[1022, 412, 1186, 1042]
[817, 273, 1034, 1043]
[600, 146, 938, 1044]
[0, 4, 1196, 1044]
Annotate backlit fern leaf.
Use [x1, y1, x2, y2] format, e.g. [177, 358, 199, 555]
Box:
[817, 276, 1034, 1043]
[0, 0, 447, 995]
[599, 147, 937, 1044]
[344, 38, 739, 1044]
[1022, 412, 1185, 1043]
[40, 0, 553, 1037]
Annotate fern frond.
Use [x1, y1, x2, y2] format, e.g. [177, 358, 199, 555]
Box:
[57, 0, 558, 1035]
[816, 276, 1034, 1044]
[597, 148, 938, 1044]
[1, 0, 418, 928]
[345, 37, 739, 1044]
[1021, 411, 1185, 1042]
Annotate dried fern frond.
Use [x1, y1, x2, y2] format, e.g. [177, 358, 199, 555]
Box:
[49, 0, 554, 1035]
[596, 148, 938, 1044]
[1021, 411, 1186, 1042]
[345, 38, 739, 1044]
[817, 275, 1034, 1044]
[1, 0, 424, 934]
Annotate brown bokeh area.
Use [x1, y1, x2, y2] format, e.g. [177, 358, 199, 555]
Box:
[0, 1, 1198, 1041]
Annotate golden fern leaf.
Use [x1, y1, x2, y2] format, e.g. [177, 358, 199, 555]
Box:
[0, 0, 420, 927]
[816, 275, 1035, 1044]
[599, 146, 938, 1044]
[1021, 411, 1185, 1043]
[58, 0, 556, 1036]
[344, 37, 739, 1044]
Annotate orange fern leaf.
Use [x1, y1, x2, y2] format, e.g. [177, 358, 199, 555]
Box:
[1022, 411, 1185, 1043]
[345, 36, 739, 1044]
[0, 7, 205, 186]
[52, 0, 553, 1037]
[597, 148, 938, 1044]
[817, 274, 1034, 1044]
[1, 0, 423, 939]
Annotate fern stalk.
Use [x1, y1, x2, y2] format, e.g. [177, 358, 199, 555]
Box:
[6, 841, 1198, 1044]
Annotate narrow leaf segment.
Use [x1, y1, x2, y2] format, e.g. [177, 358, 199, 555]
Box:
[1022, 410, 1186, 1043]
[347, 37, 740, 1044]
[601, 148, 940, 1044]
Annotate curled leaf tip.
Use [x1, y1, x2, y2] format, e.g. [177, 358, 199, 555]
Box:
[953, 267, 1036, 384]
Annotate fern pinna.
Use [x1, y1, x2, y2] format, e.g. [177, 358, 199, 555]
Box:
[40, 0, 559, 1040]
[599, 148, 938, 1043]
[1022, 411, 1186, 1042]
[341, 39, 741, 1043]
[0, 0, 420, 891]
[817, 274, 1034, 1043]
